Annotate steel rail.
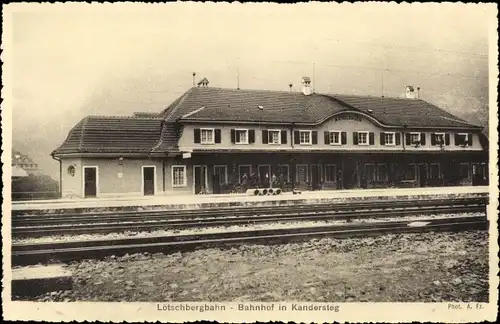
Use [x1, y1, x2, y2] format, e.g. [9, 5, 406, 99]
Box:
[12, 205, 485, 238]
[13, 197, 487, 226]
[11, 215, 488, 266]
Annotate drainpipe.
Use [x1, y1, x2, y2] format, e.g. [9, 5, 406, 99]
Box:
[51, 153, 62, 199]
[162, 156, 166, 194]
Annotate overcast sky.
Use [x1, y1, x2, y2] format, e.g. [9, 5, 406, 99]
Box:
[6, 3, 494, 179]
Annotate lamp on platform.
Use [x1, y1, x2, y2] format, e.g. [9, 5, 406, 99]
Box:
[118, 156, 124, 165]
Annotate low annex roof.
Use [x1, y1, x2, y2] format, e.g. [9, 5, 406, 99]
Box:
[52, 116, 164, 155]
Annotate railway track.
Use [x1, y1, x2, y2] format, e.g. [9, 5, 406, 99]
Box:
[12, 214, 488, 266]
[12, 197, 487, 238]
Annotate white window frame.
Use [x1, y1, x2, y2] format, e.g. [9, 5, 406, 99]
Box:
[376, 164, 388, 181]
[200, 128, 215, 145]
[213, 165, 228, 185]
[324, 164, 337, 183]
[238, 164, 252, 183]
[429, 163, 441, 179]
[457, 133, 469, 146]
[82, 166, 99, 197]
[384, 132, 396, 146]
[141, 165, 157, 195]
[268, 129, 281, 145]
[409, 132, 421, 145]
[357, 131, 369, 146]
[277, 164, 290, 182]
[295, 164, 309, 183]
[171, 165, 187, 188]
[234, 128, 249, 145]
[459, 163, 470, 180]
[299, 130, 312, 145]
[329, 130, 342, 145]
[433, 132, 445, 146]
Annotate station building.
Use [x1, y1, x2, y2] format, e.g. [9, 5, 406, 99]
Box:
[52, 78, 489, 198]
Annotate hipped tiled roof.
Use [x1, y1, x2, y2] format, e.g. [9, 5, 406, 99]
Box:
[54, 86, 482, 156]
[161, 87, 481, 129]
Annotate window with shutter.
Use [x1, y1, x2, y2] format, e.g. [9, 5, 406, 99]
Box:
[328, 131, 341, 145]
[230, 129, 236, 143]
[353, 132, 358, 145]
[214, 129, 221, 143]
[341, 132, 347, 145]
[311, 131, 318, 145]
[298, 130, 312, 145]
[281, 130, 287, 144]
[395, 133, 401, 145]
[420, 133, 426, 145]
[248, 130, 255, 143]
[357, 131, 369, 145]
[200, 128, 215, 144]
[234, 129, 249, 144]
[383, 132, 395, 145]
[467, 133, 473, 146]
[432, 133, 444, 146]
[324, 131, 330, 145]
[294, 131, 300, 144]
[194, 128, 201, 143]
[262, 130, 269, 144]
[445, 133, 450, 145]
[267, 130, 281, 144]
[369, 132, 375, 145]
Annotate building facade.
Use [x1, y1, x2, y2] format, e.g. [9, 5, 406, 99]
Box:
[52, 80, 489, 198]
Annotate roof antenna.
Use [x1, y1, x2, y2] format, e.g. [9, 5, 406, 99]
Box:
[237, 57, 240, 90]
[192, 72, 196, 87]
[312, 62, 316, 94]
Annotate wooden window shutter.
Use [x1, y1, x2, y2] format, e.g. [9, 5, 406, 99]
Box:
[214, 129, 221, 143]
[324, 131, 330, 145]
[468, 133, 473, 146]
[454, 133, 459, 146]
[281, 130, 287, 144]
[311, 131, 318, 144]
[380, 132, 385, 145]
[445, 133, 451, 146]
[431, 133, 436, 146]
[194, 128, 201, 143]
[294, 131, 300, 144]
[405, 133, 411, 145]
[248, 130, 255, 143]
[230, 129, 236, 143]
[353, 132, 358, 145]
[395, 133, 401, 145]
[420, 132, 426, 145]
[341, 132, 347, 145]
[369, 132, 375, 145]
[262, 130, 268, 144]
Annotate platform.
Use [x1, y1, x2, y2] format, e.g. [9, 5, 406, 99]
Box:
[10, 186, 489, 215]
[11, 264, 73, 298]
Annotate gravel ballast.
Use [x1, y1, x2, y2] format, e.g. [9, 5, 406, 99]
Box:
[17, 230, 489, 302]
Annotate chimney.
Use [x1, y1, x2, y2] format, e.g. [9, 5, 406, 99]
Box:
[404, 85, 416, 99]
[416, 87, 420, 99]
[289, 83, 293, 92]
[301, 77, 312, 96]
[192, 72, 196, 87]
